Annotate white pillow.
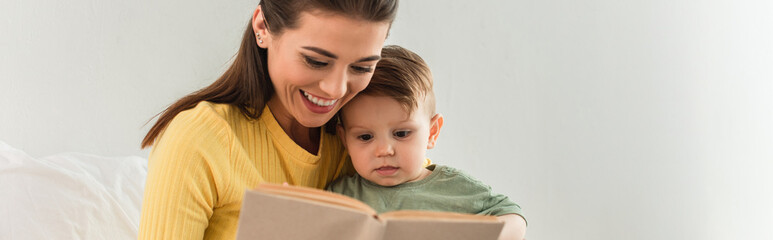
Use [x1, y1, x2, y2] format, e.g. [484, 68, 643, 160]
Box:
[0, 141, 147, 239]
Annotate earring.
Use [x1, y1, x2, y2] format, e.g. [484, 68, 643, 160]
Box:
[256, 33, 263, 44]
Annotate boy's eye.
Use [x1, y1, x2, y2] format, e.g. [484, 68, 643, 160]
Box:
[304, 56, 328, 68]
[393, 130, 411, 138]
[357, 134, 373, 141]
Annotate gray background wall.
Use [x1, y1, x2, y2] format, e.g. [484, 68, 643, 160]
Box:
[2, 0, 772, 239]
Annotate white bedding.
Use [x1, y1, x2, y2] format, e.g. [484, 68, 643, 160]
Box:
[0, 141, 147, 239]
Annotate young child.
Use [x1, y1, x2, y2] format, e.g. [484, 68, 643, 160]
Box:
[327, 45, 527, 240]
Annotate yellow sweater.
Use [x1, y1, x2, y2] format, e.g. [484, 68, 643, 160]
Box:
[138, 101, 353, 239]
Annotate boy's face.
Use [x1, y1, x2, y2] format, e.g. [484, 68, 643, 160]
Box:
[339, 95, 442, 187]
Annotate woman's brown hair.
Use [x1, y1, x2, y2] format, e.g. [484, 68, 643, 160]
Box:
[141, 0, 398, 148]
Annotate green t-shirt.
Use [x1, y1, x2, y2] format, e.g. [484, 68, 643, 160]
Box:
[326, 165, 524, 219]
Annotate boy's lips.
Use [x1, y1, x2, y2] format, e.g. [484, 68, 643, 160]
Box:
[375, 166, 399, 176]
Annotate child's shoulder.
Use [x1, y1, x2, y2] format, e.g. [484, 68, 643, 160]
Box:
[428, 164, 493, 190]
[432, 165, 479, 180]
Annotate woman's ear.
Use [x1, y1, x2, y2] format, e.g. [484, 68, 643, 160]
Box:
[427, 113, 444, 149]
[251, 5, 270, 48]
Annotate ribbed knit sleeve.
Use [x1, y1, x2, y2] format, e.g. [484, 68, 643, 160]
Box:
[139, 102, 232, 240]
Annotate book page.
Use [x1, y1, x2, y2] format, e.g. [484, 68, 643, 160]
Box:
[381, 217, 504, 240]
[379, 210, 500, 222]
[237, 189, 384, 240]
[255, 183, 377, 215]
[379, 210, 504, 240]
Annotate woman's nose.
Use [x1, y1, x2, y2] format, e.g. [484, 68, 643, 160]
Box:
[319, 67, 348, 99]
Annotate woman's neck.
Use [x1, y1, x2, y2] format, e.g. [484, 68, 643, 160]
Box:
[267, 98, 320, 154]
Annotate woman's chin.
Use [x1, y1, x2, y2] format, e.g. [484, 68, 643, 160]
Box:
[296, 111, 336, 128]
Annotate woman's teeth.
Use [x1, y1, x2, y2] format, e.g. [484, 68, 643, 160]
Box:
[303, 91, 337, 107]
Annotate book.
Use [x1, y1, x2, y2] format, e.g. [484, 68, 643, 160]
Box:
[235, 183, 505, 240]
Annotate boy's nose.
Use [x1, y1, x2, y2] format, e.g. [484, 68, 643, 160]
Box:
[375, 141, 394, 158]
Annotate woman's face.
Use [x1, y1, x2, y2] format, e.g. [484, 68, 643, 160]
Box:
[256, 10, 390, 129]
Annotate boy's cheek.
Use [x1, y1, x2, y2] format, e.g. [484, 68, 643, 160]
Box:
[347, 147, 367, 163]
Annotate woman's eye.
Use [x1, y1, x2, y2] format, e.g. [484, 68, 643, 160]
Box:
[393, 130, 411, 138]
[304, 56, 328, 68]
[357, 134, 373, 141]
[350, 65, 373, 74]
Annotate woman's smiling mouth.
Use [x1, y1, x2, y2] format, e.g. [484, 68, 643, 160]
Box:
[300, 90, 338, 113]
[301, 90, 338, 106]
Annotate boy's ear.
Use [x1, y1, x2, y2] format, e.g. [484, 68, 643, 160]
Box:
[336, 124, 347, 146]
[427, 113, 444, 149]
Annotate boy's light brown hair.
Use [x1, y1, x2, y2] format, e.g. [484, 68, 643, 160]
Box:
[359, 45, 435, 117]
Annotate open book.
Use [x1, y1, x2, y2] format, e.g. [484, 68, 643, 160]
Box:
[236, 183, 504, 240]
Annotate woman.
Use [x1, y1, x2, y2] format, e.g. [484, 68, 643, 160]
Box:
[138, 0, 397, 239]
